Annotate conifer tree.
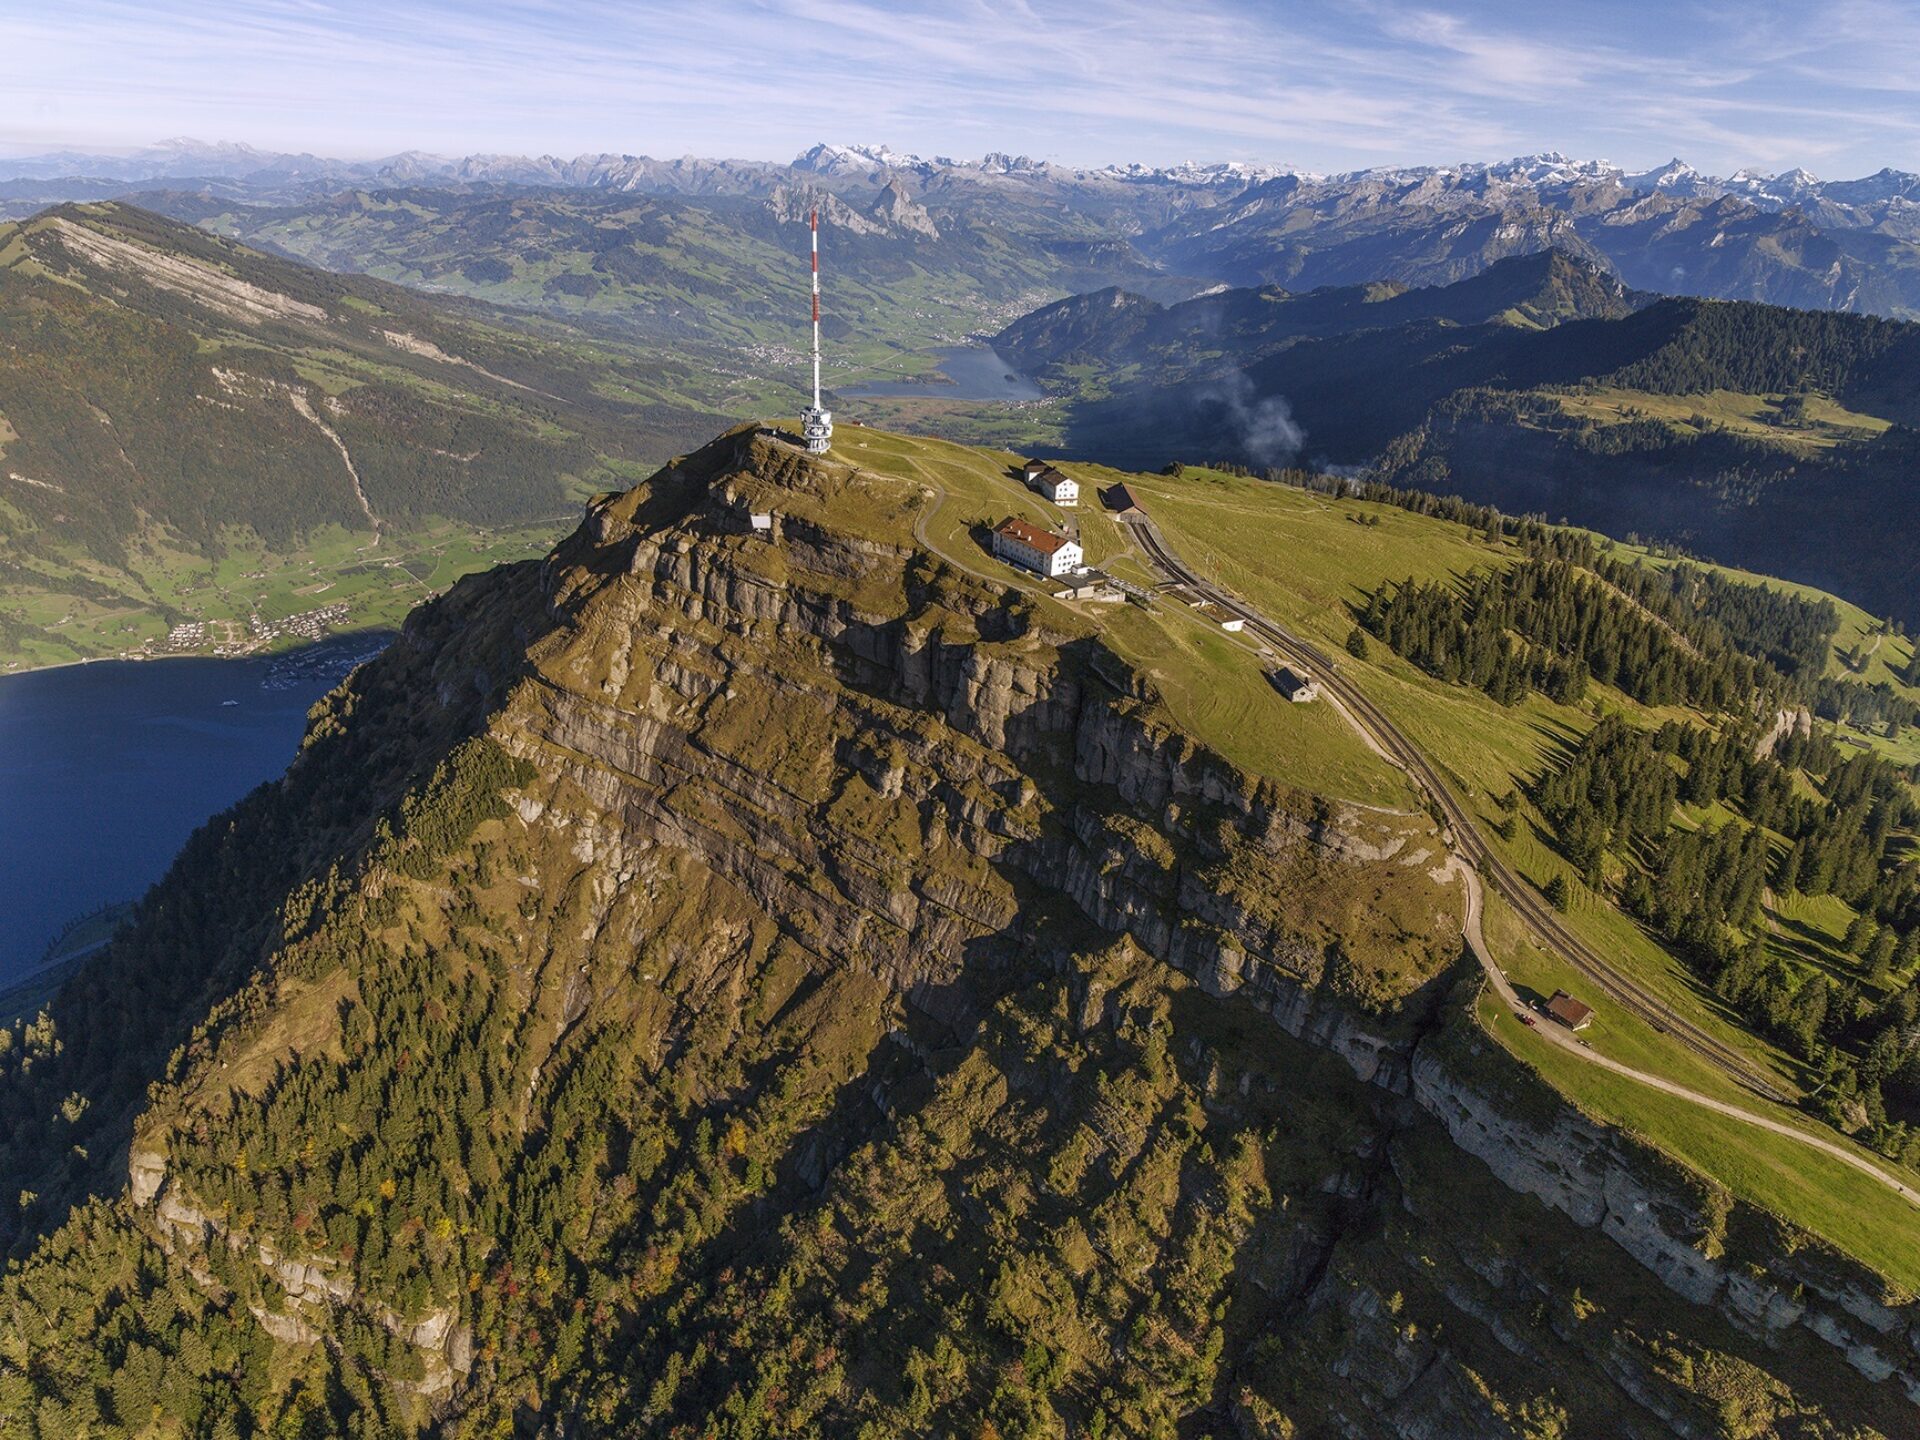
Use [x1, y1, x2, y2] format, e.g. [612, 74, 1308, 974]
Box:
[1866, 927, 1900, 986]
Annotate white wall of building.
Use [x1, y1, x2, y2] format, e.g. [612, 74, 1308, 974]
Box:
[1024, 464, 1079, 507]
[993, 530, 1082, 577]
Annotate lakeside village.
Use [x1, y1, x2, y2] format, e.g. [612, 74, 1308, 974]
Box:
[141, 598, 389, 681]
[38, 597, 389, 693]
[161, 600, 353, 657]
[153, 605, 387, 690]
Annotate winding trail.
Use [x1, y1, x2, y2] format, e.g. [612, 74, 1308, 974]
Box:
[1118, 513, 1919, 1208]
[1454, 858, 1919, 1205]
[1128, 517, 1784, 1092]
[835, 432, 1918, 1206]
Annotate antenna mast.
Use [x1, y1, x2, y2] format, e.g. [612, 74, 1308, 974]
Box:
[812, 208, 821, 409]
[801, 207, 833, 453]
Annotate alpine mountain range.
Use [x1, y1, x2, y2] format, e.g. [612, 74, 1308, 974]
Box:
[7, 137, 1920, 317]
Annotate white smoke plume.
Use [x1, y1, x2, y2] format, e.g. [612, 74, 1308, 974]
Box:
[1212, 370, 1305, 467]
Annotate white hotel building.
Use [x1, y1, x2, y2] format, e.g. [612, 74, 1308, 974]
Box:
[992, 517, 1083, 578]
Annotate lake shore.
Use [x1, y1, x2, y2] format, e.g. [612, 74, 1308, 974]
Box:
[1, 624, 395, 680]
[845, 344, 1044, 402]
[0, 635, 389, 983]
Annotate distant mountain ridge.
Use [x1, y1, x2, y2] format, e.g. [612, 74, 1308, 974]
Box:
[8, 138, 1920, 321]
[138, 183, 1193, 357]
[999, 249, 1646, 374]
[0, 136, 1302, 191]
[8, 137, 1915, 215]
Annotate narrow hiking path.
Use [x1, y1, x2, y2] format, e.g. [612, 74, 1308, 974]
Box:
[1117, 511, 1920, 1208]
[835, 434, 1919, 1208]
[1581, 565, 1703, 660]
[1449, 858, 1919, 1205]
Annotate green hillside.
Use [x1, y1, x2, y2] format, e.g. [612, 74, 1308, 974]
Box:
[872, 430, 1920, 1225]
[0, 202, 743, 668]
[1142, 169, 1920, 321]
[156, 184, 1187, 380]
[992, 253, 1920, 628]
[1134, 464, 1918, 1164]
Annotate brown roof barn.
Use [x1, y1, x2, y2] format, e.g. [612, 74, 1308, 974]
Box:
[1102, 483, 1144, 516]
[1544, 990, 1593, 1030]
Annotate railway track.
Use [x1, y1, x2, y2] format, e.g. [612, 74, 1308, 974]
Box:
[1129, 517, 1792, 1105]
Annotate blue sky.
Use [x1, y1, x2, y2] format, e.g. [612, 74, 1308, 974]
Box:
[3, 0, 1918, 176]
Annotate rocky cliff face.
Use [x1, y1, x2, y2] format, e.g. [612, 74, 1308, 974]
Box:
[7, 428, 1912, 1435]
[1414, 1035, 1920, 1401]
[519, 439, 1458, 1041]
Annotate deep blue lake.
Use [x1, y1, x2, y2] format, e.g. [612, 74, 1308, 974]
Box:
[847, 344, 1044, 401]
[0, 636, 386, 986]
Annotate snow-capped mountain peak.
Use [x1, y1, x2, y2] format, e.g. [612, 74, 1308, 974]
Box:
[1625, 157, 1707, 193]
[791, 142, 926, 177]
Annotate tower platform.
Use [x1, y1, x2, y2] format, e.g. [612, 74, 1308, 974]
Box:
[802, 405, 833, 453]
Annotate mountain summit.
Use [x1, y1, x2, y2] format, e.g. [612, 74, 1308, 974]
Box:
[5, 423, 1915, 1433]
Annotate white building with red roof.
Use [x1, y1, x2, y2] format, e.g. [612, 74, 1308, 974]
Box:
[992, 517, 1083, 577]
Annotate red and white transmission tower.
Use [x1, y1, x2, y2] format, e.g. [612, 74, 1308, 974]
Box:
[801, 207, 833, 453]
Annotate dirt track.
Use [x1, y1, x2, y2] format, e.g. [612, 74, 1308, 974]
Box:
[1117, 511, 1919, 1207]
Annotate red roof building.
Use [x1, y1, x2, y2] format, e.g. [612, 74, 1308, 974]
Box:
[991, 517, 1083, 577]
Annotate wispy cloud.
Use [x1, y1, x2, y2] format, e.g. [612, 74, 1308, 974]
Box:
[0, 1, 1914, 176]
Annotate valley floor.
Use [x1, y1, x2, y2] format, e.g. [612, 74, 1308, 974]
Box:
[0, 518, 569, 674]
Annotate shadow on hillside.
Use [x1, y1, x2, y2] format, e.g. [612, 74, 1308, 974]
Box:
[1770, 911, 1853, 981]
[0, 611, 502, 1258]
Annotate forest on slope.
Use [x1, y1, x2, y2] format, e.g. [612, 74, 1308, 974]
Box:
[3, 428, 1917, 1437]
[0, 203, 732, 666]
